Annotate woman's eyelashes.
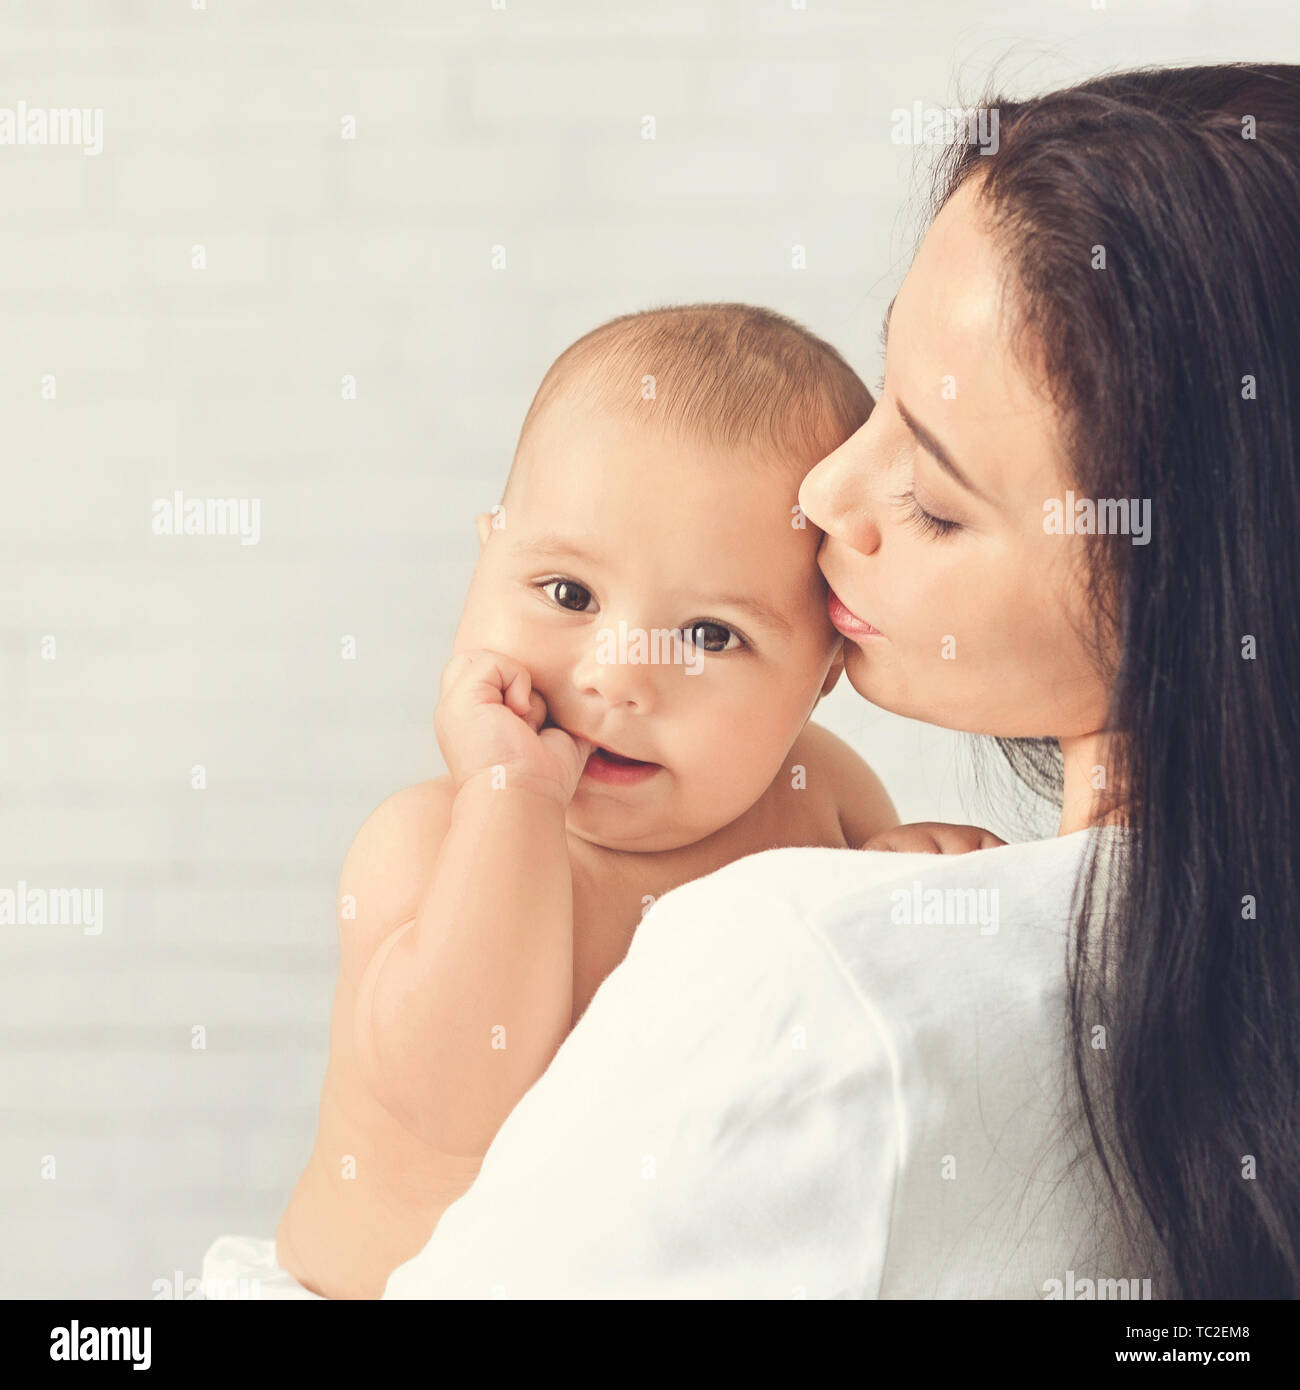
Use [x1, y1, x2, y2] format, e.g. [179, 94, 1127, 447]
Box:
[533, 579, 746, 652]
[889, 488, 963, 539]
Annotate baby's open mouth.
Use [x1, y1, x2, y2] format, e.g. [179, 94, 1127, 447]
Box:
[591, 746, 656, 767]
[543, 715, 662, 780]
[581, 741, 663, 784]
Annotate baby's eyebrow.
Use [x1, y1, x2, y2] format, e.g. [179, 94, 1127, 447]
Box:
[698, 593, 793, 639]
[518, 534, 795, 639]
[516, 534, 606, 566]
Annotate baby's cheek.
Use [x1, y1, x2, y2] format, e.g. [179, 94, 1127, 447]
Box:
[678, 732, 782, 821]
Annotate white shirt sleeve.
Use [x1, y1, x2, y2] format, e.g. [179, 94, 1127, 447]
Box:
[382, 866, 902, 1299]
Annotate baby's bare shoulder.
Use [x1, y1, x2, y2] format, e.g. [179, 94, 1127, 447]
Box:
[792, 722, 899, 847]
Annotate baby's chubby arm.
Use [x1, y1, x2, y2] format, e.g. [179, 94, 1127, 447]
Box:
[357, 648, 594, 1159]
[277, 649, 593, 1299]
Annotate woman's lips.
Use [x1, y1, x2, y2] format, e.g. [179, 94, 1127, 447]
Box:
[582, 745, 662, 786]
[827, 589, 883, 638]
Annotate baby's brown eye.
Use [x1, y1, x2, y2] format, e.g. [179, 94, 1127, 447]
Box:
[683, 621, 740, 653]
[543, 579, 595, 612]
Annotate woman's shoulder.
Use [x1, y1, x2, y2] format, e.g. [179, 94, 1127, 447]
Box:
[384, 844, 907, 1298]
[641, 825, 1118, 959]
[619, 827, 1129, 1299]
[381, 828, 1131, 1298]
[630, 826, 1126, 1056]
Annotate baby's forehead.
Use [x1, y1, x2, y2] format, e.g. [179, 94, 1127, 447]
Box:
[501, 394, 827, 598]
[514, 378, 828, 483]
[506, 464, 809, 554]
[501, 488, 826, 623]
[511, 417, 809, 514]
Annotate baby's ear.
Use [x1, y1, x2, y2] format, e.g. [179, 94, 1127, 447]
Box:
[474, 511, 493, 549]
[818, 643, 845, 699]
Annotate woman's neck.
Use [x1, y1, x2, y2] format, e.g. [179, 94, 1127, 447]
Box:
[1058, 731, 1131, 836]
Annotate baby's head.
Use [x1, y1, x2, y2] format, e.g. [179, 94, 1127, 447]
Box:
[454, 303, 874, 852]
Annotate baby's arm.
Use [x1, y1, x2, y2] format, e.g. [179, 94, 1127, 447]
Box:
[276, 781, 487, 1300]
[278, 649, 592, 1298]
[359, 648, 594, 1156]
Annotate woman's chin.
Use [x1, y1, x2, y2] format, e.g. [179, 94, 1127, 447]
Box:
[842, 642, 887, 698]
[841, 647, 922, 725]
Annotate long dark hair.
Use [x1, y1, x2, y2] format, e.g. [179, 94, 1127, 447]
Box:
[936, 65, 1300, 1297]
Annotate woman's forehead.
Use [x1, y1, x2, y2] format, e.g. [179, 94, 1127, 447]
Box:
[890, 186, 1071, 507]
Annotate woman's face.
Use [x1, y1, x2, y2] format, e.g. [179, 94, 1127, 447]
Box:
[798, 179, 1112, 740]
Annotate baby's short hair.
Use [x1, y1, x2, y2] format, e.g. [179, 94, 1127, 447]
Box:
[506, 302, 874, 498]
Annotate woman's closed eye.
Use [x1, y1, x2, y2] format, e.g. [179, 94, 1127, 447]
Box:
[890, 488, 963, 539]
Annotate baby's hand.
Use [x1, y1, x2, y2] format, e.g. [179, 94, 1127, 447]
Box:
[861, 821, 1006, 854]
[435, 648, 593, 806]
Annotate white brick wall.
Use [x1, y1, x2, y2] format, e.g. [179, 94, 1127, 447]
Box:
[2, 0, 1291, 1298]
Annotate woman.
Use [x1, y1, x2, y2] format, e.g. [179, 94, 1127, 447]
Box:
[207, 62, 1300, 1300]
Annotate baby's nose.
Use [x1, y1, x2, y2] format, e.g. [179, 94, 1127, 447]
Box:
[571, 630, 663, 713]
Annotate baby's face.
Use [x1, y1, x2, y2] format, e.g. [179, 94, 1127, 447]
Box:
[452, 391, 845, 853]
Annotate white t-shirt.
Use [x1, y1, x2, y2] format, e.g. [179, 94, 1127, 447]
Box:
[203, 828, 1136, 1300]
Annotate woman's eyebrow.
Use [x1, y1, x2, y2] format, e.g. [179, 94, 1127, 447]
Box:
[895, 399, 994, 507]
[881, 297, 996, 507]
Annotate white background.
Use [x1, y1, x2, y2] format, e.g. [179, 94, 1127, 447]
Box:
[1, 0, 1293, 1297]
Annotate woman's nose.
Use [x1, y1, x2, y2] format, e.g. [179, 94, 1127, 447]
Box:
[799, 435, 883, 557]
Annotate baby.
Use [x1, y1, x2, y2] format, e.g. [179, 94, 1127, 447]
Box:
[276, 304, 999, 1298]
